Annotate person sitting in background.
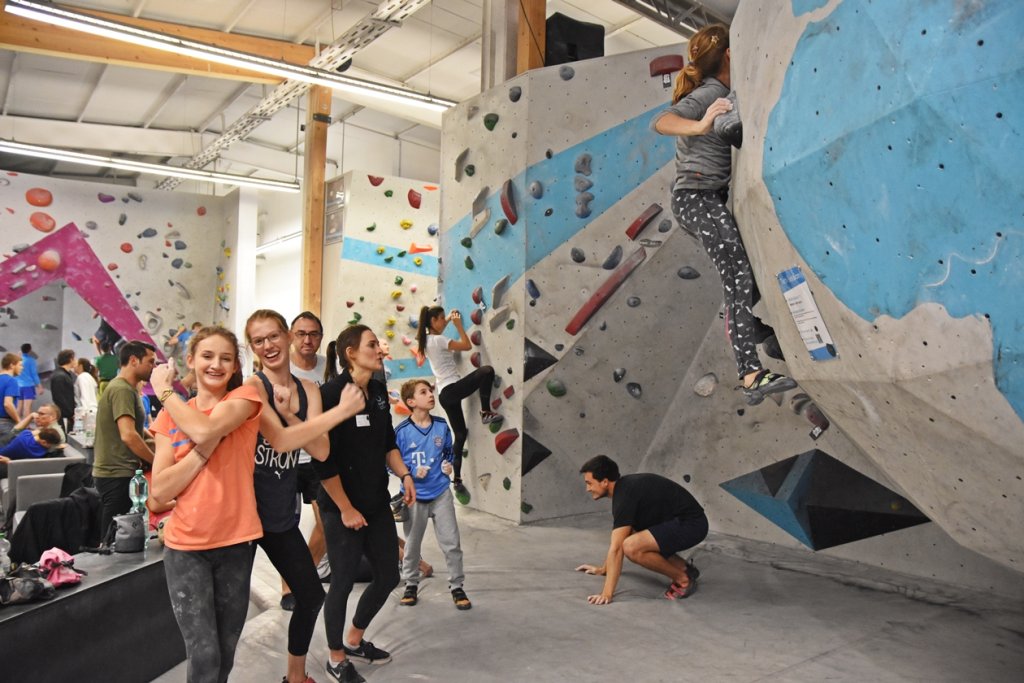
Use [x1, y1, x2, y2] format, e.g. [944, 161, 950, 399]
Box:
[50, 349, 77, 434]
[6, 404, 66, 445]
[0, 427, 64, 478]
[16, 344, 43, 419]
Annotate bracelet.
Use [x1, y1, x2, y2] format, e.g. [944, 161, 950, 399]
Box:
[159, 388, 175, 403]
[402, 473, 413, 480]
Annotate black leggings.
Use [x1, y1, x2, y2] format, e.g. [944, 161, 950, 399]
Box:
[673, 188, 762, 379]
[320, 505, 399, 650]
[438, 365, 495, 480]
[255, 526, 325, 657]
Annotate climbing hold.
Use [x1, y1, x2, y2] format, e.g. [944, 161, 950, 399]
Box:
[625, 204, 663, 240]
[574, 176, 593, 192]
[544, 208, 553, 216]
[694, 373, 718, 397]
[470, 309, 483, 325]
[376, 246, 386, 254]
[97, 193, 115, 203]
[470, 207, 490, 238]
[570, 247, 586, 263]
[85, 221, 98, 230]
[196, 206, 207, 216]
[470, 351, 481, 368]
[526, 279, 540, 300]
[491, 218, 507, 236]
[410, 284, 418, 293]
[408, 189, 422, 209]
[25, 188, 53, 207]
[409, 243, 432, 253]
[139, 227, 158, 238]
[171, 258, 183, 269]
[384, 256, 394, 263]
[427, 223, 439, 236]
[613, 368, 626, 383]
[495, 429, 519, 455]
[658, 219, 672, 233]
[677, 266, 700, 280]
[626, 296, 641, 308]
[503, 477, 512, 491]
[394, 275, 404, 285]
[500, 179, 518, 224]
[470, 330, 482, 346]
[391, 290, 402, 299]
[626, 383, 642, 399]
[138, 255, 147, 270]
[400, 219, 413, 229]
[402, 336, 413, 346]
[465, 165, 475, 177]
[528, 181, 543, 199]
[461, 237, 473, 248]
[574, 153, 592, 176]
[386, 316, 397, 327]
[396, 305, 406, 312]
[346, 301, 355, 308]
[37, 250, 61, 272]
[454, 148, 469, 182]
[521, 502, 533, 514]
[174, 240, 187, 250]
[118, 213, 127, 225]
[173, 282, 191, 300]
[489, 305, 512, 332]
[368, 175, 384, 186]
[509, 86, 522, 102]
[546, 379, 567, 397]
[127, 191, 143, 203]
[120, 243, 133, 254]
[502, 386, 515, 400]
[603, 245, 623, 270]
[365, 223, 376, 232]
[483, 113, 499, 130]
[384, 190, 393, 198]
[575, 192, 594, 218]
[409, 316, 418, 328]
[559, 65, 575, 80]
[566, 247, 647, 335]
[492, 274, 510, 308]
[385, 330, 395, 339]
[30, 212, 56, 232]
[505, 319, 515, 330]
[397, 250, 407, 257]
[472, 287, 484, 305]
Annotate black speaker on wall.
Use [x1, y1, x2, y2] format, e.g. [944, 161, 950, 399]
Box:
[544, 12, 604, 66]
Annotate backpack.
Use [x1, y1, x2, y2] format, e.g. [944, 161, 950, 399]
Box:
[38, 547, 87, 587]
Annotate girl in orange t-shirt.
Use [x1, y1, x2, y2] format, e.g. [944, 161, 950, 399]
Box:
[149, 326, 262, 683]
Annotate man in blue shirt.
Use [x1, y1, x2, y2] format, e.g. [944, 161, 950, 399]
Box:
[0, 353, 24, 438]
[394, 379, 470, 611]
[0, 427, 63, 478]
[17, 344, 43, 418]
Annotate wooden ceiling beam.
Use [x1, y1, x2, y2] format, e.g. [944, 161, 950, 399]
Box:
[0, 6, 317, 84]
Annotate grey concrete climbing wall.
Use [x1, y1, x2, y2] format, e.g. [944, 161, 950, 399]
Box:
[321, 171, 439, 392]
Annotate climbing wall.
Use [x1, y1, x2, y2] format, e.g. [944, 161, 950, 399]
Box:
[721, 0, 1024, 581]
[321, 171, 440, 390]
[0, 172, 229, 364]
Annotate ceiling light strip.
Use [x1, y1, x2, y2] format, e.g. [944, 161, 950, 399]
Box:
[0, 139, 301, 193]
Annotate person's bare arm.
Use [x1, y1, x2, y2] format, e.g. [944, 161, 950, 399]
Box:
[117, 415, 156, 464]
[249, 378, 363, 457]
[577, 526, 632, 605]
[3, 396, 18, 422]
[151, 432, 206, 505]
[447, 310, 473, 352]
[321, 475, 366, 530]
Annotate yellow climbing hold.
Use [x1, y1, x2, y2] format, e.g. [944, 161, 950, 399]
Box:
[400, 219, 413, 229]
[385, 329, 395, 338]
[377, 246, 386, 254]
[391, 290, 402, 299]
[387, 316, 397, 326]
[223, 247, 232, 257]
[413, 257, 423, 266]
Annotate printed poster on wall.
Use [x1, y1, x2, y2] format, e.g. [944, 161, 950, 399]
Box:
[777, 266, 838, 361]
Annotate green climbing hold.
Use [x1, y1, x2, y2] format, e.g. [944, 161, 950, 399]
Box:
[521, 502, 533, 514]
[461, 448, 468, 460]
[397, 251, 406, 257]
[366, 223, 376, 232]
[483, 113, 499, 131]
[505, 319, 515, 330]
[384, 190, 393, 197]
[546, 378, 567, 397]
[465, 165, 475, 177]
[352, 312, 362, 322]
[488, 420, 502, 434]
[461, 237, 473, 248]
[348, 318, 359, 325]
[384, 256, 394, 263]
[502, 477, 511, 491]
[465, 255, 475, 270]
[494, 218, 508, 235]
[394, 275, 404, 285]
[359, 296, 365, 302]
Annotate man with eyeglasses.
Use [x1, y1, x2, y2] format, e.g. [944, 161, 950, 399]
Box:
[285, 312, 332, 596]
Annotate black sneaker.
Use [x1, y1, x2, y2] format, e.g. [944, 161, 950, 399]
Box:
[342, 639, 392, 665]
[324, 658, 364, 683]
[280, 593, 296, 611]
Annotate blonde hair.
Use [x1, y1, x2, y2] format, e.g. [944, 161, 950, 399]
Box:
[673, 24, 730, 104]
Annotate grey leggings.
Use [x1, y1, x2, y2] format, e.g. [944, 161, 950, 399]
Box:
[673, 188, 762, 378]
[164, 543, 254, 683]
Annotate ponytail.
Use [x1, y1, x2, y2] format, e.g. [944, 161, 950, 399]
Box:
[417, 306, 444, 355]
[672, 23, 729, 104]
[324, 340, 339, 382]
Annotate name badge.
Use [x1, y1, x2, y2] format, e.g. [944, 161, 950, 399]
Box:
[356, 414, 370, 428]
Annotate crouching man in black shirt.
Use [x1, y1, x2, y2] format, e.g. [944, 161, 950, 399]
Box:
[576, 455, 708, 604]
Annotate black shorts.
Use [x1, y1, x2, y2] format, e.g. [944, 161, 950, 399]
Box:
[296, 461, 322, 504]
[648, 514, 709, 557]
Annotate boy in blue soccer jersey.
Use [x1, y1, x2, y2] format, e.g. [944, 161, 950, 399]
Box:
[394, 379, 471, 611]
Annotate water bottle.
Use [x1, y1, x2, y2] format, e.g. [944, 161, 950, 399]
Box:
[0, 532, 11, 578]
[129, 470, 149, 546]
[83, 408, 97, 448]
[72, 406, 85, 435]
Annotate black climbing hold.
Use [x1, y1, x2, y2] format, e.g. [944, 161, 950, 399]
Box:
[559, 65, 575, 80]
[465, 165, 476, 177]
[554, 344, 564, 351]
[683, 474, 692, 483]
[465, 256, 475, 270]
[613, 368, 626, 383]
[461, 237, 473, 248]
[658, 219, 672, 233]
[544, 208, 553, 216]
[603, 245, 623, 269]
[599, 322, 607, 331]
[524, 338, 557, 381]
[118, 213, 127, 225]
[677, 266, 700, 279]
[545, 149, 553, 159]
[509, 86, 522, 102]
[626, 383, 642, 398]
[570, 247, 585, 263]
[626, 296, 641, 307]
[503, 477, 512, 491]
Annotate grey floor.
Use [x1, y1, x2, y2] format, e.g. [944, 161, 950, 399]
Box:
[152, 504, 1024, 683]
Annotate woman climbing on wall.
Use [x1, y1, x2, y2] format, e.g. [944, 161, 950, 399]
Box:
[416, 306, 502, 504]
[652, 23, 795, 405]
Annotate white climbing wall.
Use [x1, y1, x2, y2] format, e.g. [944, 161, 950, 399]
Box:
[321, 171, 440, 393]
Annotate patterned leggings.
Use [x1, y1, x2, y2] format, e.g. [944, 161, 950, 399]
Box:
[672, 188, 762, 379]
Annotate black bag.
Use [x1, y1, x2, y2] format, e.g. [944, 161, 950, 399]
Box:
[0, 564, 56, 605]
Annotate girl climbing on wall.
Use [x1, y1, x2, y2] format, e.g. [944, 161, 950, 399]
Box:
[417, 306, 502, 504]
[652, 23, 795, 405]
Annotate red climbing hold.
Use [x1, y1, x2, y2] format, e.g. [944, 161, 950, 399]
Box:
[470, 351, 481, 368]
[495, 428, 519, 455]
[196, 206, 207, 216]
[649, 54, 684, 77]
[500, 179, 518, 225]
[471, 286, 483, 305]
[470, 330, 482, 346]
[625, 204, 663, 240]
[566, 246, 648, 335]
[503, 386, 515, 399]
[29, 212, 55, 233]
[408, 189, 422, 209]
[368, 175, 384, 186]
[470, 309, 483, 325]
[491, 398, 502, 410]
[120, 243, 133, 253]
[346, 301, 355, 308]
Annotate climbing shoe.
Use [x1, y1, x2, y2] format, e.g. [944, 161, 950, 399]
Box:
[742, 370, 797, 406]
[453, 480, 471, 505]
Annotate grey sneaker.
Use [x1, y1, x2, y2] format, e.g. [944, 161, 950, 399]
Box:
[325, 658, 364, 683]
[342, 639, 392, 665]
